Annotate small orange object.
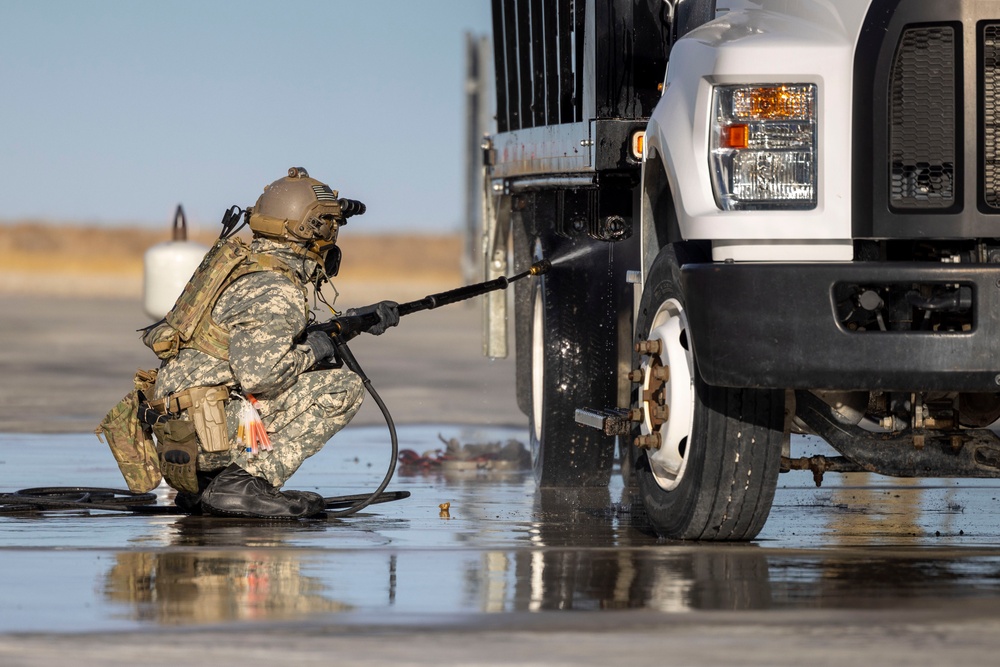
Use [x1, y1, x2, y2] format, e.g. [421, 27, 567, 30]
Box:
[237, 393, 272, 456]
[722, 123, 749, 149]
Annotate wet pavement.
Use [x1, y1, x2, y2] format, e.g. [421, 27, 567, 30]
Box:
[3, 427, 1000, 656]
[5, 295, 1000, 664]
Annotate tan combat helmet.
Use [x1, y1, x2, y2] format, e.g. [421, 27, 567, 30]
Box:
[248, 167, 343, 261]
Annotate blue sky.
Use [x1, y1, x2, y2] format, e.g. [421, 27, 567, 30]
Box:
[0, 1, 493, 234]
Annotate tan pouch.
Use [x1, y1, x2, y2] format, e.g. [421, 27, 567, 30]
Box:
[142, 321, 181, 360]
[95, 369, 162, 493]
[152, 418, 199, 495]
[187, 385, 230, 452]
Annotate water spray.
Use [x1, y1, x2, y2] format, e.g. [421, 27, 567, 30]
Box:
[549, 244, 601, 268]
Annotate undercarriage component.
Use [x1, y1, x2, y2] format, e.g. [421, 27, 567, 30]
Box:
[835, 281, 973, 333]
[781, 455, 864, 487]
[796, 391, 1000, 477]
[959, 392, 1000, 427]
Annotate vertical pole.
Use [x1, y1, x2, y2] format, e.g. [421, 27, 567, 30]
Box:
[463, 32, 481, 286]
[464, 30, 506, 358]
[463, 33, 494, 286]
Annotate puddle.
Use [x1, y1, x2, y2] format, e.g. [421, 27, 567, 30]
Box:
[4, 428, 1000, 633]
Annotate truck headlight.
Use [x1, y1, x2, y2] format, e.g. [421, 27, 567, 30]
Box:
[710, 84, 817, 211]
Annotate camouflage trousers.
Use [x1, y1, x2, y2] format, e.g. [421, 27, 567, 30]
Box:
[197, 369, 364, 487]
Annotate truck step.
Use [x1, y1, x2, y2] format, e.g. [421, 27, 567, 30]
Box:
[575, 408, 634, 436]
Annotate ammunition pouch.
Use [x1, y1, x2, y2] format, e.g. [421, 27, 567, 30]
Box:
[143, 321, 181, 360]
[152, 418, 200, 495]
[95, 369, 162, 493]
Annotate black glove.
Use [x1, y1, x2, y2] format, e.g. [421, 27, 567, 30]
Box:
[346, 300, 400, 336]
[304, 330, 337, 362]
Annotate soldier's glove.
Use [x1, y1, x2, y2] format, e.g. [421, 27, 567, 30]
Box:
[304, 330, 337, 363]
[346, 300, 400, 336]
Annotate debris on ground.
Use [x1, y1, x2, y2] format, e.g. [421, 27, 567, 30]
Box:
[398, 435, 531, 472]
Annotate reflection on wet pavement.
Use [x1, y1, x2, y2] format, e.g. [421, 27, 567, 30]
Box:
[3, 428, 1000, 633]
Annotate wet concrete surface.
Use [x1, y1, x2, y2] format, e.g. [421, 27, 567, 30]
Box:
[5, 295, 1000, 664]
[4, 428, 1000, 665]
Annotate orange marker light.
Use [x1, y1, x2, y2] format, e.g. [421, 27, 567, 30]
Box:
[722, 124, 749, 149]
[631, 130, 645, 159]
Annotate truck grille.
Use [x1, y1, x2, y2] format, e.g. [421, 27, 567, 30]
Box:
[855, 3, 1000, 238]
[889, 26, 958, 210]
[983, 24, 1000, 209]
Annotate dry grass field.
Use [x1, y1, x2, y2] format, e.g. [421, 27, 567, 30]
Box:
[0, 222, 466, 301]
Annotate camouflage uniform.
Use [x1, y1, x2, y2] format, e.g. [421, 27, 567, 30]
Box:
[152, 238, 363, 487]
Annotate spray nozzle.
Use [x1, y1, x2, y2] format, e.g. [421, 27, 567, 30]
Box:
[529, 259, 552, 276]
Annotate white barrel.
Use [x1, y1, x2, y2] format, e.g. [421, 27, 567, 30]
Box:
[143, 239, 209, 320]
[142, 205, 209, 320]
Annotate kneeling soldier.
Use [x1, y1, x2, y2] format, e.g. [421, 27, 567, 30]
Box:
[139, 167, 398, 518]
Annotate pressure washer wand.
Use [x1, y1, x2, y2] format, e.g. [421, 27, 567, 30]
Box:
[314, 258, 551, 343]
[309, 258, 549, 518]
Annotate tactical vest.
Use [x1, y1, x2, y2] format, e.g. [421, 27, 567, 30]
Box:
[149, 237, 304, 362]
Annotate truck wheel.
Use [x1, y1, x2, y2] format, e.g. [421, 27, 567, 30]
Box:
[526, 235, 617, 488]
[633, 245, 784, 540]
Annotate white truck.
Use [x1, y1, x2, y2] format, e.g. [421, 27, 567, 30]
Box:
[482, 0, 1000, 540]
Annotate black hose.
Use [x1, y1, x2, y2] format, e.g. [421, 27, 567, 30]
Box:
[0, 487, 408, 516]
[905, 287, 973, 311]
[322, 338, 399, 517]
[0, 487, 167, 514]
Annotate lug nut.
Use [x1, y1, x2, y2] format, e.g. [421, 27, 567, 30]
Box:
[627, 369, 644, 383]
[634, 432, 661, 450]
[651, 365, 669, 382]
[635, 339, 662, 355]
[652, 404, 670, 421]
[628, 408, 643, 422]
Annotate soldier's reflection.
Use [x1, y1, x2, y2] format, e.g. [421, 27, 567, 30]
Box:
[102, 517, 349, 624]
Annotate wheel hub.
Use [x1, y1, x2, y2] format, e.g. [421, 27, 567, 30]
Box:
[634, 299, 695, 491]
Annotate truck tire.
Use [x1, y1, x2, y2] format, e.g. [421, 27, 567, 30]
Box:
[514, 227, 618, 487]
[632, 244, 784, 540]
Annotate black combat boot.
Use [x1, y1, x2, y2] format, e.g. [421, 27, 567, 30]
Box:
[199, 464, 326, 519]
[173, 469, 226, 515]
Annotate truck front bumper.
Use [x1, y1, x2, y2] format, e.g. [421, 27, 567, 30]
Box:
[680, 262, 1000, 392]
